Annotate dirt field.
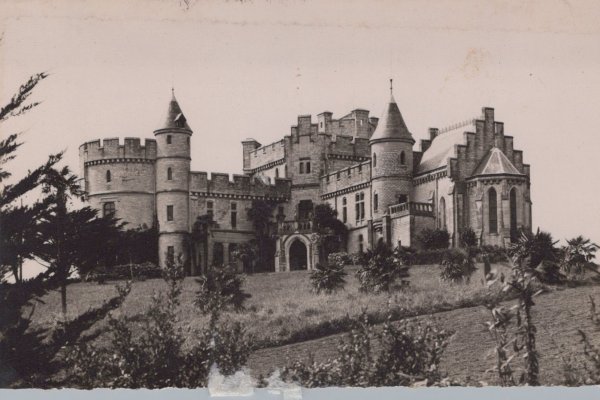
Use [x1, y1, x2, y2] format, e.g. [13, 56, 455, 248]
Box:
[247, 284, 600, 385]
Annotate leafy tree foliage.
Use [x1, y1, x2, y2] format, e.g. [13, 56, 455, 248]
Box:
[562, 236, 599, 278]
[459, 228, 478, 248]
[310, 253, 348, 294]
[0, 72, 130, 386]
[509, 228, 564, 284]
[357, 242, 409, 293]
[194, 264, 250, 316]
[66, 256, 251, 388]
[247, 199, 276, 272]
[313, 203, 348, 262]
[231, 240, 258, 273]
[417, 228, 450, 250]
[439, 249, 476, 283]
[33, 166, 123, 318]
[190, 214, 217, 274]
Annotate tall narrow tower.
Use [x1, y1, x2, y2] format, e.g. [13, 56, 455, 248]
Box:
[370, 80, 415, 219]
[154, 90, 192, 268]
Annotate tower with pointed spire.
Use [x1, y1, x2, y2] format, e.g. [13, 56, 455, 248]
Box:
[79, 82, 532, 275]
[369, 80, 415, 229]
[154, 90, 192, 268]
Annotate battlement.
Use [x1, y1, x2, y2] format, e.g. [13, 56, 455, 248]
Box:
[80, 137, 157, 163]
[321, 160, 371, 196]
[190, 171, 291, 200]
[328, 135, 370, 156]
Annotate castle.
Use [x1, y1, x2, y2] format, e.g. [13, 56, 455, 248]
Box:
[79, 83, 532, 274]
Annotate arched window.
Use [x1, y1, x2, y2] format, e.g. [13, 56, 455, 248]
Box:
[488, 187, 498, 234]
[439, 196, 447, 230]
[103, 202, 115, 218]
[510, 187, 518, 242]
[106, 170, 111, 183]
[400, 151, 406, 165]
[372, 153, 377, 167]
[167, 167, 173, 180]
[275, 168, 279, 178]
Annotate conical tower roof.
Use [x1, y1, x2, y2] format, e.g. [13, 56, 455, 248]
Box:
[157, 90, 191, 131]
[471, 147, 523, 177]
[370, 82, 414, 144]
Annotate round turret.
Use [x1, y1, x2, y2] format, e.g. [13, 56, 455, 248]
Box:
[369, 82, 415, 219]
[79, 137, 157, 229]
[154, 91, 192, 268]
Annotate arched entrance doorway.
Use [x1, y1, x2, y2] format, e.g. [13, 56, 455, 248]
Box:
[289, 239, 308, 271]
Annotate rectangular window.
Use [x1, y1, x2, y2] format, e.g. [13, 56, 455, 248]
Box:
[299, 162, 304, 174]
[347, 169, 351, 177]
[374, 193, 378, 212]
[167, 205, 173, 221]
[306, 161, 311, 173]
[355, 192, 365, 222]
[207, 201, 213, 218]
[336, 172, 341, 180]
[167, 135, 172, 144]
[231, 202, 237, 229]
[358, 164, 362, 173]
[103, 202, 115, 218]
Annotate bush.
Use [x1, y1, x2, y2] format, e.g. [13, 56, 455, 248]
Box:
[439, 249, 476, 283]
[417, 228, 450, 250]
[357, 242, 409, 293]
[280, 311, 452, 387]
[327, 252, 353, 266]
[459, 228, 478, 248]
[310, 256, 347, 295]
[66, 258, 251, 388]
[85, 262, 162, 282]
[195, 264, 250, 314]
[475, 245, 509, 263]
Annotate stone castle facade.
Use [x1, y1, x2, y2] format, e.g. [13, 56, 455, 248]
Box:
[79, 85, 532, 274]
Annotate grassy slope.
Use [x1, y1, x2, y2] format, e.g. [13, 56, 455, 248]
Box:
[248, 284, 600, 385]
[30, 263, 511, 347]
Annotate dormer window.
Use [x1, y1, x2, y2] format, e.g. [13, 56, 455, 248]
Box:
[174, 113, 186, 128]
[167, 135, 172, 144]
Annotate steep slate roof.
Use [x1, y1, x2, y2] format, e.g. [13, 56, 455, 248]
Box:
[416, 128, 466, 174]
[159, 92, 191, 130]
[471, 146, 523, 177]
[369, 94, 414, 143]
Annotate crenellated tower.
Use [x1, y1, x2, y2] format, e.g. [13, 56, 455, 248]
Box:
[154, 90, 192, 268]
[369, 80, 415, 222]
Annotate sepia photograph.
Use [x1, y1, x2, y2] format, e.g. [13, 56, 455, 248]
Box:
[1, 0, 600, 396]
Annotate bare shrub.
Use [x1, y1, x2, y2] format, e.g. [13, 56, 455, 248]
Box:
[280, 311, 452, 387]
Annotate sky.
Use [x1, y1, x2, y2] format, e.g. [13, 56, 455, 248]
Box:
[1, 0, 600, 253]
